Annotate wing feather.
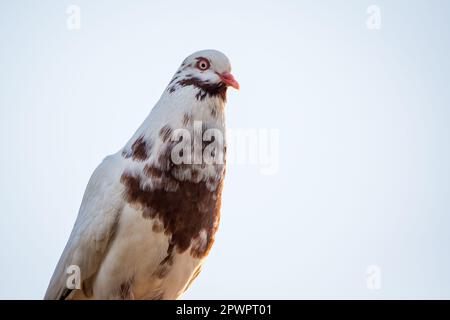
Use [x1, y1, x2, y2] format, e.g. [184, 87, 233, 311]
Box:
[44, 155, 125, 300]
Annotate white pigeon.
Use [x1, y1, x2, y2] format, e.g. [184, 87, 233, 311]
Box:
[44, 49, 239, 300]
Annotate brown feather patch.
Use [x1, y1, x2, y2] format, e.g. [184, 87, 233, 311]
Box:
[118, 278, 134, 300]
[176, 77, 228, 102]
[120, 171, 222, 258]
[122, 136, 152, 161]
[159, 125, 173, 143]
[182, 113, 192, 126]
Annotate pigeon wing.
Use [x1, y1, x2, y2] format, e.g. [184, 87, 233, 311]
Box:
[44, 155, 125, 300]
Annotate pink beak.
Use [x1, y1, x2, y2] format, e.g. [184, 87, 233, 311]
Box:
[219, 72, 240, 90]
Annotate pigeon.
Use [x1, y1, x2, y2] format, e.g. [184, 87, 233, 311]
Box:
[44, 49, 239, 300]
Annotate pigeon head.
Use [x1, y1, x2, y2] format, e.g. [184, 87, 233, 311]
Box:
[180, 50, 240, 90]
[167, 49, 239, 102]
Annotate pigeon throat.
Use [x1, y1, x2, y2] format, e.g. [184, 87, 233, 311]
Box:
[167, 76, 228, 102]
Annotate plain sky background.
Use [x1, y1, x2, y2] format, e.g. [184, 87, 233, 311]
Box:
[1, 0, 450, 299]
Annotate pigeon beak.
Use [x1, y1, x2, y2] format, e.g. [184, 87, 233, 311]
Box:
[219, 72, 240, 90]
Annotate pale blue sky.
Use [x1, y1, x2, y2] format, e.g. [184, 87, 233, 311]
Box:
[1, 0, 450, 299]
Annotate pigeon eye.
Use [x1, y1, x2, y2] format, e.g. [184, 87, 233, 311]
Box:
[196, 59, 210, 71]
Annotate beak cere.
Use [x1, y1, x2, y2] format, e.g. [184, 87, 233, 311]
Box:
[219, 72, 240, 90]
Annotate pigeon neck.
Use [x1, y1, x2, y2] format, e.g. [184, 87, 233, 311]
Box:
[123, 86, 227, 156]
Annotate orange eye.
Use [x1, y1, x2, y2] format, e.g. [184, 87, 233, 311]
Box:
[196, 58, 210, 71]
